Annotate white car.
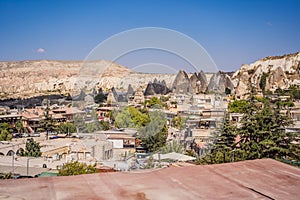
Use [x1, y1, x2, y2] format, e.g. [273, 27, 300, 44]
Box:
[33, 132, 40, 137]
[22, 133, 29, 138]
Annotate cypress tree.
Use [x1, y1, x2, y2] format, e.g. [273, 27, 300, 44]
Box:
[197, 113, 236, 164]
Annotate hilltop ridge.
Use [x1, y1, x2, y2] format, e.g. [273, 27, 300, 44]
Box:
[0, 52, 299, 100]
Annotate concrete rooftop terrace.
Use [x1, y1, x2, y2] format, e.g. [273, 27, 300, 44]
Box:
[0, 159, 299, 200]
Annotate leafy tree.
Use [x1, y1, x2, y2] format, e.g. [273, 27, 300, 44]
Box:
[106, 109, 117, 122]
[40, 104, 58, 140]
[74, 115, 86, 132]
[171, 116, 186, 130]
[85, 122, 99, 133]
[228, 100, 251, 113]
[185, 149, 198, 157]
[197, 114, 236, 164]
[16, 148, 25, 156]
[115, 107, 168, 152]
[115, 107, 135, 128]
[15, 121, 23, 134]
[139, 111, 168, 152]
[24, 138, 41, 157]
[128, 106, 149, 127]
[160, 96, 169, 102]
[275, 85, 300, 100]
[197, 97, 299, 165]
[290, 87, 300, 100]
[115, 107, 149, 128]
[259, 72, 269, 93]
[58, 122, 77, 136]
[0, 123, 12, 141]
[145, 97, 164, 108]
[237, 98, 295, 161]
[58, 161, 97, 176]
[99, 120, 110, 130]
[159, 141, 185, 154]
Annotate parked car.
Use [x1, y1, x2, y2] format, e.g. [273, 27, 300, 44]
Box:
[49, 135, 58, 140]
[48, 131, 57, 135]
[12, 133, 22, 138]
[22, 133, 29, 138]
[33, 132, 40, 137]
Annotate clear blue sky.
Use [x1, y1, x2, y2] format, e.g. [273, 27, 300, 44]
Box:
[0, 0, 299, 71]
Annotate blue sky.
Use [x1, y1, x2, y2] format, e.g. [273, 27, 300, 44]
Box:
[0, 0, 299, 72]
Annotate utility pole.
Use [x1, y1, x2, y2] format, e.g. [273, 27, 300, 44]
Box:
[12, 144, 14, 178]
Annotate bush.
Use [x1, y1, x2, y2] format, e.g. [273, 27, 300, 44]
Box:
[99, 121, 110, 130]
[58, 161, 97, 176]
[0, 123, 12, 141]
[228, 100, 251, 113]
[259, 72, 269, 92]
[24, 138, 41, 157]
[58, 122, 77, 135]
[0, 172, 12, 179]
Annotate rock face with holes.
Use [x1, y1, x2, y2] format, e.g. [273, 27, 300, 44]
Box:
[206, 71, 234, 94]
[0, 60, 176, 100]
[190, 71, 209, 94]
[232, 52, 300, 99]
[144, 79, 170, 96]
[0, 60, 134, 99]
[172, 70, 193, 94]
[2, 52, 298, 101]
[0, 58, 233, 100]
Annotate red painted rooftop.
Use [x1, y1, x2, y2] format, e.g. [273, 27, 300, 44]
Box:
[0, 159, 299, 200]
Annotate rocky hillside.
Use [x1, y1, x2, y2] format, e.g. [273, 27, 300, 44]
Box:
[2, 52, 298, 101]
[0, 59, 234, 100]
[232, 52, 300, 99]
[0, 60, 177, 99]
[0, 60, 79, 99]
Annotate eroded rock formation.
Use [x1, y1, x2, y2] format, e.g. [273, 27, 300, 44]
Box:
[232, 52, 300, 99]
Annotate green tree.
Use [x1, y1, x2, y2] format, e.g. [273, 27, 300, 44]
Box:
[86, 109, 102, 133]
[171, 116, 186, 130]
[160, 96, 169, 102]
[24, 138, 41, 157]
[115, 108, 135, 128]
[128, 106, 149, 127]
[40, 104, 58, 140]
[99, 120, 110, 130]
[145, 97, 164, 108]
[259, 72, 269, 93]
[197, 114, 237, 164]
[106, 109, 117, 122]
[15, 121, 23, 134]
[237, 98, 295, 161]
[115, 107, 150, 128]
[228, 100, 251, 113]
[159, 141, 185, 154]
[0, 123, 12, 141]
[275, 85, 300, 100]
[197, 97, 299, 165]
[58, 161, 97, 176]
[58, 122, 77, 136]
[139, 111, 168, 152]
[85, 122, 99, 133]
[74, 115, 86, 132]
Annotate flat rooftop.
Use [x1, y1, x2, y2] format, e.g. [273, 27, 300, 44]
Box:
[0, 159, 299, 199]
